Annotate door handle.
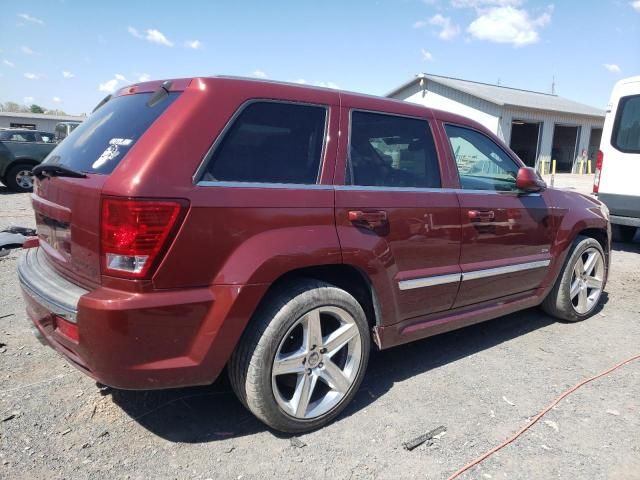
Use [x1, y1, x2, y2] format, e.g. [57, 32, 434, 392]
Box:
[348, 210, 388, 229]
[468, 210, 495, 222]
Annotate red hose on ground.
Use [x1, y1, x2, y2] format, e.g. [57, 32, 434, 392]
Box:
[447, 353, 640, 480]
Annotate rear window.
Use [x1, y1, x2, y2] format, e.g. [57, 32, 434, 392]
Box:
[200, 101, 327, 185]
[41, 92, 179, 174]
[613, 94, 640, 154]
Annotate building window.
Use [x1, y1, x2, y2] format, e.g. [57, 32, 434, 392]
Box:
[9, 123, 36, 130]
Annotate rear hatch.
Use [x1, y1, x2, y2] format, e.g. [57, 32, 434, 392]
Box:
[32, 88, 181, 287]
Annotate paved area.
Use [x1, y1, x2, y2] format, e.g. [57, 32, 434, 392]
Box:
[543, 173, 595, 196]
[1, 187, 639, 480]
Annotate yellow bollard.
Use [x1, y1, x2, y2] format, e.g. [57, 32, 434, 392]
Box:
[587, 160, 592, 175]
[579, 160, 584, 175]
[552, 159, 556, 176]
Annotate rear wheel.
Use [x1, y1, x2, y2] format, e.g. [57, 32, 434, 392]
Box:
[229, 279, 370, 433]
[612, 224, 636, 243]
[542, 236, 607, 322]
[4, 163, 35, 192]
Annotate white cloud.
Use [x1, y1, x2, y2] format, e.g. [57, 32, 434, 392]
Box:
[413, 20, 429, 28]
[53, 96, 62, 103]
[428, 14, 461, 40]
[294, 79, 307, 84]
[451, 0, 522, 7]
[21, 46, 37, 55]
[3, 59, 15, 67]
[145, 29, 173, 47]
[251, 69, 268, 79]
[631, 0, 640, 12]
[603, 63, 621, 73]
[129, 26, 174, 47]
[24, 96, 35, 103]
[62, 70, 75, 79]
[128, 26, 143, 38]
[24, 72, 40, 80]
[98, 73, 130, 93]
[137, 73, 151, 82]
[467, 5, 552, 46]
[315, 81, 340, 89]
[18, 13, 44, 25]
[185, 40, 202, 49]
[421, 49, 434, 61]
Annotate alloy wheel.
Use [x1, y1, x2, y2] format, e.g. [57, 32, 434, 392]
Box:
[15, 169, 34, 190]
[569, 246, 605, 314]
[271, 306, 363, 419]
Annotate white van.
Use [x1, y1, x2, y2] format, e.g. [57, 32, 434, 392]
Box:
[594, 76, 640, 242]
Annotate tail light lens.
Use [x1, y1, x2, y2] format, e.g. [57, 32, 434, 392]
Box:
[593, 150, 603, 194]
[101, 198, 185, 278]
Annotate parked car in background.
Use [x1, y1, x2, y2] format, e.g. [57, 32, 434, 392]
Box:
[594, 76, 640, 242]
[18, 77, 610, 433]
[55, 121, 81, 142]
[0, 128, 57, 192]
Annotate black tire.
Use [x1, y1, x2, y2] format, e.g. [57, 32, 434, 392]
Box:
[4, 163, 35, 192]
[228, 279, 370, 433]
[542, 236, 607, 322]
[612, 224, 636, 243]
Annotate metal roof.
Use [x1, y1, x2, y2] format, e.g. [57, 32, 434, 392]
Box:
[387, 73, 605, 118]
[0, 111, 85, 122]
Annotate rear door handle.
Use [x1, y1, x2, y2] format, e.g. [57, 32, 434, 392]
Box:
[468, 210, 495, 222]
[348, 210, 388, 229]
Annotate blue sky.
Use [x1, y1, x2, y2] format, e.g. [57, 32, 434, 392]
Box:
[1, 0, 638, 115]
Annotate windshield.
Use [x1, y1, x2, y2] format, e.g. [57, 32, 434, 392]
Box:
[42, 92, 179, 174]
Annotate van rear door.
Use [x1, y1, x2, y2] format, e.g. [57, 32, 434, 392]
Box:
[32, 89, 181, 287]
[598, 78, 640, 208]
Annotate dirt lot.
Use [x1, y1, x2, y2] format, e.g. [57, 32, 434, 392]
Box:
[1, 186, 639, 480]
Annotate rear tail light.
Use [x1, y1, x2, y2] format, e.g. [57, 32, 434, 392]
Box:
[100, 198, 185, 279]
[593, 150, 603, 194]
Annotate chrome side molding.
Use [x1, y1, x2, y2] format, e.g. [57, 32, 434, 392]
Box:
[398, 259, 550, 291]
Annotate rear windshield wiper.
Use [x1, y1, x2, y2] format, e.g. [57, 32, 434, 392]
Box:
[32, 164, 87, 180]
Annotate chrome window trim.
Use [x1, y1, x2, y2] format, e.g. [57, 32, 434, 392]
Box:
[461, 260, 551, 282]
[398, 273, 461, 291]
[398, 259, 550, 291]
[195, 180, 333, 190]
[192, 99, 330, 186]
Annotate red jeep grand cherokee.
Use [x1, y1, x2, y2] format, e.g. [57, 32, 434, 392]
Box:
[18, 77, 610, 432]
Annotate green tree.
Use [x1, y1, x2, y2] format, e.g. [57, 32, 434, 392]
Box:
[29, 104, 45, 114]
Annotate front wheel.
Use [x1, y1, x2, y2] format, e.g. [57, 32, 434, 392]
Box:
[542, 236, 607, 322]
[229, 279, 370, 433]
[4, 163, 35, 192]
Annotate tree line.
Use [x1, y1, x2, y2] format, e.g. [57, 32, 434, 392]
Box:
[1, 101, 68, 116]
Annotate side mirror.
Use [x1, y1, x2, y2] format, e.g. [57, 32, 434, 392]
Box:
[515, 167, 546, 192]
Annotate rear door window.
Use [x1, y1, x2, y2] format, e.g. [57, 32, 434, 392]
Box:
[348, 111, 441, 188]
[613, 95, 640, 153]
[41, 92, 179, 174]
[200, 101, 327, 185]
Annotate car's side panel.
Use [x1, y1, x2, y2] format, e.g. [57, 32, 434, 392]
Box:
[333, 100, 462, 325]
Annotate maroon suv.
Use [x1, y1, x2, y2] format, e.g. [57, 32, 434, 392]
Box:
[18, 77, 610, 432]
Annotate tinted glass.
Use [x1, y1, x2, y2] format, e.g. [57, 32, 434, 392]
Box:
[9, 132, 37, 142]
[202, 102, 326, 184]
[613, 95, 640, 153]
[40, 92, 178, 174]
[445, 125, 519, 191]
[348, 111, 440, 188]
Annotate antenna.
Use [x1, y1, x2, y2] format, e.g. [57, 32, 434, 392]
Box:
[497, 77, 501, 86]
[551, 76, 556, 95]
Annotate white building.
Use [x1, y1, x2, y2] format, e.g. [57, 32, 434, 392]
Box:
[387, 73, 605, 173]
[0, 111, 85, 134]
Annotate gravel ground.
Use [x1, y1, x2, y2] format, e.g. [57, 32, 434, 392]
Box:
[1, 186, 639, 480]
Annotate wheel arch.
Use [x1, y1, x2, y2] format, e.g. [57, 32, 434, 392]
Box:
[256, 263, 382, 332]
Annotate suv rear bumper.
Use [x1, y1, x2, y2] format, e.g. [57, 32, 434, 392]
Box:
[18, 247, 267, 390]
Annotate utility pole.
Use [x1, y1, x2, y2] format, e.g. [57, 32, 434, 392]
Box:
[551, 76, 556, 95]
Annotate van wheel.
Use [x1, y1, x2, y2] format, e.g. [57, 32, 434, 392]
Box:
[612, 224, 636, 243]
[542, 236, 607, 322]
[229, 279, 370, 433]
[5, 164, 35, 192]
